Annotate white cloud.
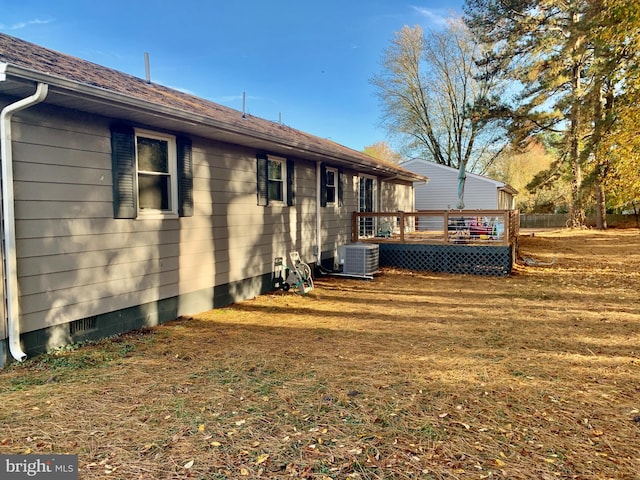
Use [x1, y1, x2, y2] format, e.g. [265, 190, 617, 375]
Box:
[7, 18, 54, 30]
[411, 6, 451, 27]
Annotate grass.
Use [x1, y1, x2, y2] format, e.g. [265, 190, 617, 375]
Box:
[1, 228, 639, 479]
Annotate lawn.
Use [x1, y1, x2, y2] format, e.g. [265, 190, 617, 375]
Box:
[1, 229, 639, 479]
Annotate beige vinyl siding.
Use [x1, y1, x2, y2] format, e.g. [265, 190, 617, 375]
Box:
[9, 101, 414, 339]
[380, 180, 414, 212]
[316, 170, 413, 265]
[11, 104, 322, 335]
[318, 169, 354, 263]
[498, 190, 515, 210]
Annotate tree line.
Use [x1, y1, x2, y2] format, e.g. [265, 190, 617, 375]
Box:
[370, 0, 639, 227]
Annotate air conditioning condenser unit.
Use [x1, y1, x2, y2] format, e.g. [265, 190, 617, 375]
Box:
[338, 243, 379, 277]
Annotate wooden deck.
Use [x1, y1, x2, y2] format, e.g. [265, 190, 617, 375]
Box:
[352, 210, 520, 245]
[351, 210, 520, 276]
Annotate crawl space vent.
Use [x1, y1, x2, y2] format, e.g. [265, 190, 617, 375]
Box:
[69, 316, 97, 335]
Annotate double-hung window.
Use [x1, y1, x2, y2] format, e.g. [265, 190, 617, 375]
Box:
[325, 167, 337, 205]
[320, 163, 342, 207]
[136, 129, 177, 215]
[257, 153, 294, 206]
[111, 125, 193, 219]
[267, 157, 286, 203]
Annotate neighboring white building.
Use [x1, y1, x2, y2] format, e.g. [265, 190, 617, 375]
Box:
[402, 159, 517, 210]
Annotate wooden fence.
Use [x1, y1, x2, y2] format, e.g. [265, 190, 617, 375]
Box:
[520, 213, 638, 228]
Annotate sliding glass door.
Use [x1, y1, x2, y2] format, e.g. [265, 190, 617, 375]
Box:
[359, 175, 376, 237]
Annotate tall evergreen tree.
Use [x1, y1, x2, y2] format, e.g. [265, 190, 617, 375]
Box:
[465, 0, 590, 226]
[586, 0, 640, 225]
[465, 0, 640, 227]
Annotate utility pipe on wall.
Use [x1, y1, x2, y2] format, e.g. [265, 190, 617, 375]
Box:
[0, 82, 49, 362]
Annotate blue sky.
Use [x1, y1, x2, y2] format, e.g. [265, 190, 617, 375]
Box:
[0, 1, 462, 151]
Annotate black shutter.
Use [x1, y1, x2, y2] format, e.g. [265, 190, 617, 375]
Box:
[257, 153, 268, 206]
[177, 137, 193, 217]
[111, 125, 137, 219]
[286, 159, 295, 206]
[320, 163, 327, 207]
[338, 169, 344, 207]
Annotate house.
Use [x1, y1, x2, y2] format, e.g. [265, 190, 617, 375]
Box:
[0, 33, 426, 366]
[402, 159, 517, 211]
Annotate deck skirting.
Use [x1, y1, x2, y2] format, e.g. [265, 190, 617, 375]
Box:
[378, 243, 513, 276]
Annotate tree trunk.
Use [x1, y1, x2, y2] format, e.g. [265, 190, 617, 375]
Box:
[592, 72, 608, 231]
[595, 181, 607, 229]
[568, 104, 584, 228]
[567, 11, 585, 229]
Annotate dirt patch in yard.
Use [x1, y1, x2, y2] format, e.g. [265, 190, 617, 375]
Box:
[1, 229, 639, 479]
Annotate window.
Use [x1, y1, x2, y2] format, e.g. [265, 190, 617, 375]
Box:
[267, 157, 285, 202]
[359, 175, 376, 214]
[111, 125, 192, 219]
[325, 167, 337, 205]
[257, 153, 294, 206]
[359, 175, 377, 237]
[320, 163, 342, 207]
[136, 129, 177, 214]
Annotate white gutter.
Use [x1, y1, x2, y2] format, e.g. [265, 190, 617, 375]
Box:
[3, 63, 427, 183]
[1, 81, 49, 362]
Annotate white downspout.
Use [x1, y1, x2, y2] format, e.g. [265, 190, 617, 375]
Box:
[1, 82, 49, 362]
[316, 161, 322, 265]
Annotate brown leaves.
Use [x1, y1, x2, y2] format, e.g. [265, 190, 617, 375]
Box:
[2, 230, 639, 478]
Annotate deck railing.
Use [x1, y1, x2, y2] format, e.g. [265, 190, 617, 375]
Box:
[352, 210, 520, 246]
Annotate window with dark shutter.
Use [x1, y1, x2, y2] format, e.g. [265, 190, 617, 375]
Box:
[257, 153, 269, 206]
[177, 137, 193, 217]
[257, 154, 294, 206]
[111, 125, 192, 218]
[287, 158, 295, 206]
[320, 163, 328, 207]
[111, 126, 137, 219]
[320, 163, 337, 208]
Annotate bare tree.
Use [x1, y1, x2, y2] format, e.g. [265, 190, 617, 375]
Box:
[371, 19, 506, 207]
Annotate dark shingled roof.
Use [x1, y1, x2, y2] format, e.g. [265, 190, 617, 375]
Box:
[0, 33, 425, 181]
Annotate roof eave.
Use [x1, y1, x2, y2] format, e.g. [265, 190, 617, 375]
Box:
[2, 63, 424, 182]
[499, 185, 519, 195]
